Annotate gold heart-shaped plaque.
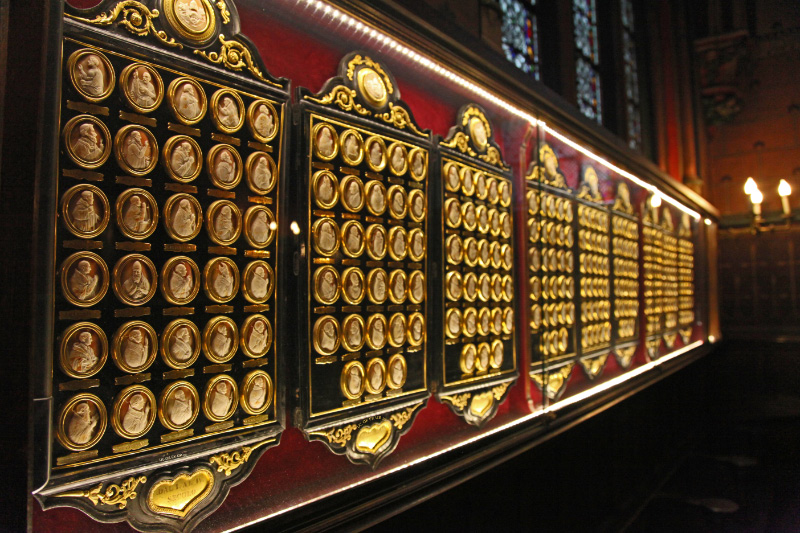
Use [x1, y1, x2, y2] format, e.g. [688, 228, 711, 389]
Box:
[355, 420, 392, 453]
[469, 392, 494, 417]
[147, 468, 215, 518]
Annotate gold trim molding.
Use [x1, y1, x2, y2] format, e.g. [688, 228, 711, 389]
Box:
[66, 1, 182, 49]
[209, 440, 270, 477]
[194, 35, 281, 87]
[55, 475, 147, 510]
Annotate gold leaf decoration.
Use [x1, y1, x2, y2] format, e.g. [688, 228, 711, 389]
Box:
[389, 402, 424, 429]
[56, 476, 147, 510]
[194, 35, 281, 87]
[376, 104, 427, 137]
[679, 328, 693, 343]
[491, 382, 511, 401]
[311, 424, 357, 447]
[441, 132, 478, 157]
[580, 353, 609, 379]
[480, 146, 508, 169]
[615, 346, 636, 368]
[461, 106, 492, 137]
[663, 331, 677, 348]
[305, 85, 370, 116]
[345, 55, 395, 95]
[441, 393, 471, 410]
[215, 1, 231, 24]
[66, 1, 182, 49]
[209, 440, 269, 476]
[530, 364, 574, 400]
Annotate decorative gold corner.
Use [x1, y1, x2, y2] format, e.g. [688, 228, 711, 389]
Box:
[531, 363, 573, 400]
[615, 346, 637, 368]
[389, 402, 424, 429]
[66, 1, 182, 49]
[209, 440, 270, 477]
[310, 423, 358, 447]
[194, 35, 281, 87]
[481, 146, 508, 169]
[345, 55, 394, 95]
[215, 1, 231, 24]
[663, 331, 678, 348]
[306, 85, 370, 116]
[579, 353, 608, 379]
[441, 131, 477, 156]
[55, 475, 147, 510]
[376, 103, 427, 137]
[491, 382, 510, 401]
[441, 392, 471, 410]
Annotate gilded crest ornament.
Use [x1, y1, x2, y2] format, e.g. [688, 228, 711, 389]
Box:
[66, 1, 182, 49]
[195, 35, 281, 87]
[55, 476, 147, 510]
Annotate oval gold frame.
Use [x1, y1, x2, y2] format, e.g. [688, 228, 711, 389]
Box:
[446, 271, 463, 301]
[477, 239, 491, 269]
[499, 180, 512, 207]
[313, 265, 340, 305]
[205, 199, 242, 246]
[366, 313, 388, 350]
[477, 273, 491, 303]
[312, 170, 339, 210]
[475, 342, 491, 372]
[366, 267, 388, 305]
[163, 0, 216, 43]
[364, 179, 387, 216]
[163, 193, 203, 242]
[114, 124, 158, 176]
[339, 128, 365, 167]
[112, 320, 158, 373]
[112, 253, 158, 307]
[364, 357, 387, 395]
[365, 223, 387, 261]
[461, 201, 477, 232]
[407, 189, 426, 222]
[474, 171, 488, 200]
[210, 89, 245, 134]
[202, 374, 239, 423]
[386, 354, 407, 390]
[463, 237, 479, 267]
[407, 313, 424, 347]
[312, 122, 339, 161]
[446, 234, 464, 265]
[490, 241, 502, 269]
[203, 256, 240, 303]
[445, 197, 462, 228]
[407, 228, 425, 262]
[313, 315, 340, 356]
[460, 166, 476, 196]
[240, 370, 273, 416]
[444, 161, 461, 192]
[492, 307, 504, 334]
[111, 385, 156, 440]
[463, 272, 478, 303]
[62, 114, 112, 170]
[247, 99, 279, 143]
[388, 269, 407, 305]
[486, 177, 499, 205]
[168, 77, 207, 125]
[246, 151, 278, 196]
[500, 212, 512, 239]
[407, 270, 426, 305]
[60, 183, 110, 239]
[340, 266, 366, 305]
[312, 217, 340, 257]
[67, 48, 115, 102]
[387, 226, 408, 261]
[387, 312, 407, 348]
[240, 314, 272, 359]
[386, 142, 409, 177]
[119, 62, 164, 114]
[357, 67, 389, 108]
[445, 308, 462, 339]
[160, 318, 201, 369]
[115, 187, 158, 240]
[476, 204, 489, 234]
[158, 380, 200, 431]
[202, 315, 239, 363]
[340, 361, 366, 400]
[340, 220, 366, 258]
[340, 314, 366, 353]
[206, 143, 243, 190]
[491, 273, 504, 301]
[243, 205, 276, 249]
[477, 307, 492, 336]
[364, 135, 387, 172]
[503, 307, 514, 334]
[159, 255, 200, 306]
[408, 147, 427, 182]
[339, 174, 366, 213]
[59, 321, 108, 379]
[489, 209, 502, 237]
[56, 393, 107, 452]
[242, 260, 274, 304]
[460, 344, 477, 374]
[162, 135, 202, 183]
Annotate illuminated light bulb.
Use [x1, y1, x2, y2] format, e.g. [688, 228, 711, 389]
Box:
[269, 221, 278, 231]
[290, 221, 301, 235]
[751, 188, 763, 216]
[650, 194, 662, 208]
[744, 177, 757, 195]
[779, 179, 792, 215]
[704, 218, 712, 226]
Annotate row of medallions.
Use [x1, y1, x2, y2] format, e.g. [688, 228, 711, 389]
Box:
[445, 271, 514, 303]
[313, 265, 424, 307]
[312, 218, 424, 262]
[59, 312, 271, 379]
[577, 203, 611, 353]
[443, 160, 513, 206]
[313, 170, 426, 220]
[445, 306, 515, 339]
[61, 184, 275, 246]
[60, 251, 273, 307]
[340, 354, 408, 400]
[56, 371, 273, 452]
[67, 48, 279, 141]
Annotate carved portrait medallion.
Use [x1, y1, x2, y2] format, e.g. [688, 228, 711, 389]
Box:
[111, 385, 156, 439]
[168, 77, 207, 125]
[248, 99, 279, 143]
[61, 183, 110, 239]
[205, 200, 242, 246]
[68, 49, 115, 102]
[159, 381, 200, 431]
[202, 315, 239, 363]
[203, 257, 239, 303]
[242, 260, 274, 304]
[240, 314, 272, 359]
[163, 193, 203, 242]
[115, 188, 158, 240]
[160, 256, 200, 306]
[161, 318, 201, 369]
[57, 393, 106, 451]
[62, 115, 112, 169]
[112, 254, 157, 306]
[246, 151, 277, 195]
[59, 322, 108, 379]
[203, 374, 239, 422]
[120, 63, 163, 113]
[112, 321, 158, 373]
[115, 125, 158, 176]
[243, 205, 276, 249]
[210, 89, 244, 133]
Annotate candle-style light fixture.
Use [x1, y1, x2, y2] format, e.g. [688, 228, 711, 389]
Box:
[743, 177, 793, 232]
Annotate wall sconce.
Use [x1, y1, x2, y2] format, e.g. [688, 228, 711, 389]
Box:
[744, 177, 793, 232]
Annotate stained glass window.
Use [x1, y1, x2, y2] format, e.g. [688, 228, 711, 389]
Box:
[621, 0, 642, 150]
[573, 0, 602, 123]
[499, 0, 540, 79]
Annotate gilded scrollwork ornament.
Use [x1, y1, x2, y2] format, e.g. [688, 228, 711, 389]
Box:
[530, 363, 574, 401]
[306, 86, 370, 115]
[209, 440, 269, 476]
[194, 35, 281, 87]
[55, 475, 147, 510]
[66, 1, 182, 49]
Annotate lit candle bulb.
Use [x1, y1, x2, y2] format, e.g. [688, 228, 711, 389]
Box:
[650, 193, 662, 207]
[779, 179, 792, 216]
[744, 177, 758, 195]
[751, 188, 763, 216]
